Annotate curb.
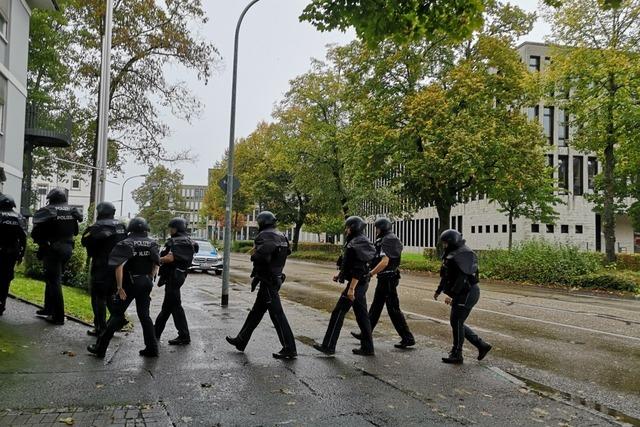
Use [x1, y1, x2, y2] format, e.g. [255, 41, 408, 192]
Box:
[7, 293, 93, 327]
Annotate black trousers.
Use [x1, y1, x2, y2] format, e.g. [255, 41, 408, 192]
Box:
[450, 284, 483, 352]
[236, 281, 296, 352]
[90, 281, 112, 334]
[155, 269, 190, 339]
[0, 252, 18, 314]
[322, 279, 373, 353]
[42, 244, 73, 321]
[369, 273, 414, 343]
[96, 275, 157, 353]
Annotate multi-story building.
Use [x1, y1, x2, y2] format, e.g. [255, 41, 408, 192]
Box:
[0, 0, 58, 207]
[31, 169, 91, 218]
[180, 184, 208, 240]
[356, 41, 636, 253]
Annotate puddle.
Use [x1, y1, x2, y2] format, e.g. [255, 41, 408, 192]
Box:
[509, 372, 640, 426]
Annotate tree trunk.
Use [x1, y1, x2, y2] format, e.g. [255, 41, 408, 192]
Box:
[292, 222, 303, 252]
[435, 202, 452, 257]
[603, 74, 617, 263]
[508, 213, 514, 251]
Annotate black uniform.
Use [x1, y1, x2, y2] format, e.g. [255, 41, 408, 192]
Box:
[436, 243, 489, 359]
[320, 233, 376, 354]
[93, 233, 160, 355]
[31, 203, 82, 323]
[229, 226, 296, 355]
[368, 232, 414, 345]
[154, 233, 198, 341]
[0, 199, 27, 315]
[81, 218, 127, 334]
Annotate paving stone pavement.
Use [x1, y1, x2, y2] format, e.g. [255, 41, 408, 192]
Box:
[0, 404, 172, 426]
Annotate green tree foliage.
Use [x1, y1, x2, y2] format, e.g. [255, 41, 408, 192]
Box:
[132, 165, 186, 240]
[300, 0, 486, 45]
[543, 0, 640, 261]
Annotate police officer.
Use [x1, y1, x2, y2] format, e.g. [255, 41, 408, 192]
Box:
[351, 217, 415, 348]
[31, 188, 82, 325]
[314, 216, 376, 356]
[154, 217, 198, 346]
[88, 217, 160, 358]
[225, 211, 297, 359]
[81, 202, 127, 336]
[434, 229, 492, 364]
[0, 193, 26, 316]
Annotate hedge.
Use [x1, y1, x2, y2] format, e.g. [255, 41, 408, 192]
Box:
[23, 234, 89, 290]
[616, 254, 640, 272]
[569, 270, 640, 293]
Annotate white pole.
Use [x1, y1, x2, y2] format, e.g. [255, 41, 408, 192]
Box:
[94, 0, 114, 210]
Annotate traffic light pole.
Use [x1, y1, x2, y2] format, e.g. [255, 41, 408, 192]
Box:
[221, 0, 262, 307]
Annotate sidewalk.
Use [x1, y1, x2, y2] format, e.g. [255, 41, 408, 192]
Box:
[0, 274, 625, 426]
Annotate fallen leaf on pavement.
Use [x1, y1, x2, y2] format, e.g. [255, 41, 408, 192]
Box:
[95, 383, 104, 389]
[201, 383, 213, 388]
[279, 388, 294, 395]
[59, 417, 74, 425]
[286, 401, 296, 406]
[61, 351, 76, 357]
[181, 416, 193, 423]
[481, 411, 492, 417]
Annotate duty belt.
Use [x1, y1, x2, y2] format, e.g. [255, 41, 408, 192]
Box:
[378, 269, 399, 277]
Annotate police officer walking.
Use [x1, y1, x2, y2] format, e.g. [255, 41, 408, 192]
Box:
[434, 230, 492, 364]
[88, 218, 160, 358]
[81, 202, 127, 336]
[314, 216, 376, 356]
[154, 217, 198, 346]
[0, 193, 26, 316]
[225, 211, 297, 359]
[31, 188, 82, 325]
[351, 217, 415, 349]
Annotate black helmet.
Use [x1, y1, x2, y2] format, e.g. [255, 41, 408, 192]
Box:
[256, 211, 277, 230]
[374, 217, 393, 235]
[344, 216, 366, 235]
[46, 188, 67, 204]
[0, 193, 16, 210]
[96, 201, 116, 220]
[127, 217, 150, 234]
[168, 217, 187, 233]
[439, 229, 463, 249]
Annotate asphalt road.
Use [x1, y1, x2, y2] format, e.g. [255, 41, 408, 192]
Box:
[229, 254, 640, 420]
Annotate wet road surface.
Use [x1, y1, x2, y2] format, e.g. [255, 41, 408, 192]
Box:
[230, 254, 640, 419]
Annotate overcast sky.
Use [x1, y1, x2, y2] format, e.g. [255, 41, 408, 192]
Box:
[106, 0, 552, 217]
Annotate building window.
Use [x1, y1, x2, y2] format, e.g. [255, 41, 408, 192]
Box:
[531, 224, 540, 233]
[528, 105, 540, 121]
[561, 224, 569, 234]
[558, 110, 569, 147]
[588, 157, 598, 190]
[502, 224, 507, 233]
[543, 106, 555, 145]
[547, 154, 554, 180]
[511, 224, 517, 233]
[493, 225, 498, 233]
[457, 215, 463, 233]
[546, 224, 555, 233]
[0, 77, 6, 134]
[529, 55, 540, 72]
[71, 179, 81, 190]
[478, 226, 483, 234]
[558, 155, 569, 193]
[576, 225, 583, 234]
[573, 156, 584, 196]
[471, 226, 476, 234]
[0, 9, 7, 42]
[485, 225, 490, 233]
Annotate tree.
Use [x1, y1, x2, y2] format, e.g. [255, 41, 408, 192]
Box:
[543, 0, 640, 261]
[132, 165, 186, 240]
[300, 0, 486, 45]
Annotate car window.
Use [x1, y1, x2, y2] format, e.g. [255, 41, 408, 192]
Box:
[197, 242, 214, 253]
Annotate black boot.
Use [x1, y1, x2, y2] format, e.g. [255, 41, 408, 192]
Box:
[87, 344, 106, 358]
[313, 343, 335, 355]
[36, 309, 51, 316]
[350, 331, 362, 340]
[44, 316, 64, 325]
[87, 329, 98, 337]
[139, 348, 159, 357]
[352, 348, 375, 356]
[442, 349, 464, 364]
[168, 336, 191, 346]
[477, 342, 492, 361]
[273, 348, 297, 359]
[225, 336, 246, 352]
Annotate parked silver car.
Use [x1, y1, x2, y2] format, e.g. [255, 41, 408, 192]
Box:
[190, 240, 223, 275]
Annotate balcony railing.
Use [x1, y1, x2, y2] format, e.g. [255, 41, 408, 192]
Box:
[24, 104, 72, 148]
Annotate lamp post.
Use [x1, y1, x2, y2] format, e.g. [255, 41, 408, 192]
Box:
[221, 0, 263, 307]
[120, 174, 147, 218]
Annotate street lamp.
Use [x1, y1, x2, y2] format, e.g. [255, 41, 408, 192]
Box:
[120, 174, 147, 217]
[221, 0, 263, 307]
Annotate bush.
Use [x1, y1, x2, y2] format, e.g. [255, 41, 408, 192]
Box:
[478, 240, 603, 285]
[569, 270, 640, 293]
[296, 242, 342, 254]
[231, 240, 254, 253]
[23, 234, 89, 290]
[616, 254, 640, 272]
